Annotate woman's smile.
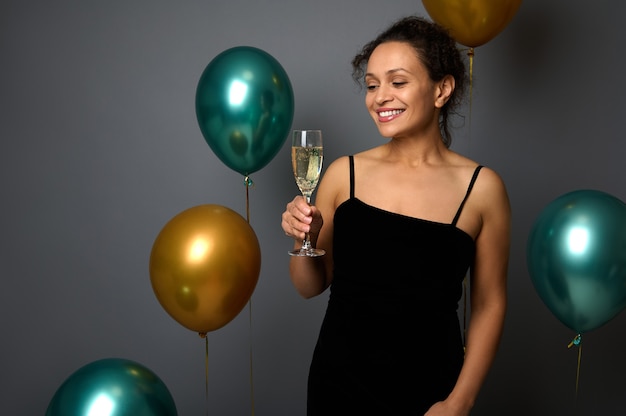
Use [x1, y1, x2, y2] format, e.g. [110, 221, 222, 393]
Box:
[376, 108, 405, 122]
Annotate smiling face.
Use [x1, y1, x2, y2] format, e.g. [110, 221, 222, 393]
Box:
[364, 41, 452, 141]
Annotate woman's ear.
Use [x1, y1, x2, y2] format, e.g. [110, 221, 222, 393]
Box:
[435, 75, 455, 108]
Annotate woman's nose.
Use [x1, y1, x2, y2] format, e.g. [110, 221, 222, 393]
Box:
[374, 85, 391, 104]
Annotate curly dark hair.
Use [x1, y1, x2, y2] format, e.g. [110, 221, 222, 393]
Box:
[352, 16, 467, 147]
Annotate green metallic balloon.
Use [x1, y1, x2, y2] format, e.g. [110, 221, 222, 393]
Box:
[527, 190, 626, 333]
[195, 46, 294, 176]
[46, 358, 177, 416]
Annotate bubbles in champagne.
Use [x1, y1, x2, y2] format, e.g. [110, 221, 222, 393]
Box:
[292, 146, 323, 196]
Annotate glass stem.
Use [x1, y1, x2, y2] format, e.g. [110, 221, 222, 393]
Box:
[301, 235, 312, 251]
[302, 194, 313, 251]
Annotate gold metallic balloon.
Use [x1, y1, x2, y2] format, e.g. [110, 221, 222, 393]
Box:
[149, 204, 261, 335]
[422, 0, 522, 47]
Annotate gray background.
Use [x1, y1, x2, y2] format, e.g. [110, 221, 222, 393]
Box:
[2, 1, 626, 415]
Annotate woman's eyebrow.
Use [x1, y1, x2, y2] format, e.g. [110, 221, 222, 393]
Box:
[365, 68, 410, 77]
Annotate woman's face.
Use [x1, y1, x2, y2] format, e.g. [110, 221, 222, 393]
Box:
[364, 41, 443, 140]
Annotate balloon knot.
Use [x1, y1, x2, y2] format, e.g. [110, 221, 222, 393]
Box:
[567, 333, 582, 348]
[198, 332, 207, 339]
[244, 176, 254, 188]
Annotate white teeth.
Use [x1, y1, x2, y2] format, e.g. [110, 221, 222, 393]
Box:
[379, 110, 403, 117]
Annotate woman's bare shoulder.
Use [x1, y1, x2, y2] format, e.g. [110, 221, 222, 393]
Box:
[475, 165, 507, 193]
[317, 155, 352, 207]
[323, 155, 351, 179]
[473, 165, 510, 217]
[448, 151, 505, 191]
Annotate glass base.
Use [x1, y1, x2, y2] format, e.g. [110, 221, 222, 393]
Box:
[288, 248, 326, 257]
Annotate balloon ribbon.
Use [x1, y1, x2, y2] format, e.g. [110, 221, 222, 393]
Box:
[199, 332, 209, 416]
[244, 176, 254, 223]
[462, 275, 468, 351]
[567, 333, 583, 401]
[243, 175, 256, 416]
[249, 299, 256, 416]
[467, 47, 474, 153]
[460, 50, 475, 343]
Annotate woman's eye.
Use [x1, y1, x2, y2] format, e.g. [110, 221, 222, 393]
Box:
[392, 81, 407, 87]
[366, 85, 378, 91]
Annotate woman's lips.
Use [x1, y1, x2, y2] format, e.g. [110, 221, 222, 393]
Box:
[377, 109, 404, 122]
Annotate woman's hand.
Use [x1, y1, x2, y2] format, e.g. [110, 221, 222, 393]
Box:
[282, 195, 329, 298]
[281, 195, 323, 243]
[423, 400, 470, 416]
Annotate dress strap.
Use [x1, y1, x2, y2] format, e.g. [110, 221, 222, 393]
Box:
[349, 155, 355, 199]
[451, 165, 483, 226]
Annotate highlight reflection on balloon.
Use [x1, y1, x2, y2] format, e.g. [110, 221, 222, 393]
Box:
[46, 358, 177, 416]
[149, 204, 261, 335]
[422, 0, 522, 47]
[527, 190, 626, 333]
[196, 46, 294, 176]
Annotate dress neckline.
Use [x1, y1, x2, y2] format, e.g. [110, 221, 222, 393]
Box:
[339, 197, 475, 242]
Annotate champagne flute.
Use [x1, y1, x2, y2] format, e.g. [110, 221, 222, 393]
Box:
[289, 130, 325, 257]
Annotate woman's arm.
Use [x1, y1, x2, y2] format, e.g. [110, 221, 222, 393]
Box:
[427, 167, 511, 415]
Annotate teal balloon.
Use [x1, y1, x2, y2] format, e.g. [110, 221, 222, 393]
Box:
[195, 46, 294, 176]
[46, 358, 177, 416]
[527, 190, 626, 333]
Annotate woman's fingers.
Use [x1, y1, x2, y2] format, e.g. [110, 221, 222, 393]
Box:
[282, 197, 311, 239]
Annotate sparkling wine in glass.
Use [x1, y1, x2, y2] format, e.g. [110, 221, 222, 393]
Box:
[289, 130, 325, 257]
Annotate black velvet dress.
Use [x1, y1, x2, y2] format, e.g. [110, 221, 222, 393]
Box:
[307, 156, 482, 415]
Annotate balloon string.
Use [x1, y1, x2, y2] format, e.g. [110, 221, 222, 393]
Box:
[249, 299, 256, 416]
[244, 176, 253, 223]
[462, 275, 468, 351]
[460, 50, 474, 355]
[567, 333, 582, 403]
[243, 175, 255, 416]
[200, 332, 209, 416]
[467, 47, 474, 154]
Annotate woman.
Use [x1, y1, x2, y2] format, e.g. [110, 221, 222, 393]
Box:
[281, 16, 510, 415]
